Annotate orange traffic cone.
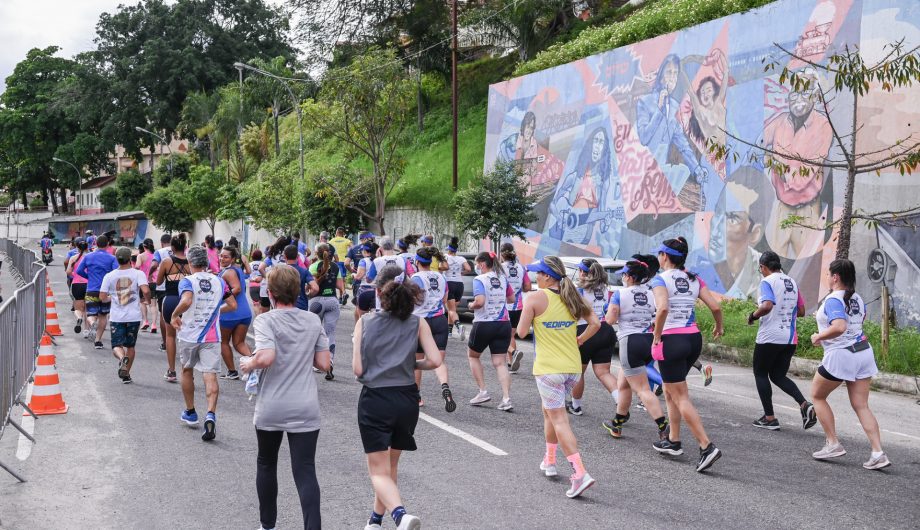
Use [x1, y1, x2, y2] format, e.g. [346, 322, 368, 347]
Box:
[26, 334, 69, 415]
[45, 282, 63, 336]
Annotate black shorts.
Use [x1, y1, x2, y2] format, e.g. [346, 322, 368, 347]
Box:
[418, 314, 449, 352]
[578, 322, 616, 365]
[468, 321, 512, 355]
[358, 384, 420, 453]
[162, 295, 180, 323]
[259, 296, 271, 309]
[70, 283, 87, 301]
[658, 332, 703, 384]
[447, 281, 464, 302]
[249, 286, 261, 302]
[155, 290, 167, 312]
[357, 288, 376, 312]
[508, 309, 522, 329]
[619, 333, 654, 377]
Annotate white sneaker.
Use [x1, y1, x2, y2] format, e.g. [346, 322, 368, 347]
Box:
[364, 525, 382, 530]
[457, 324, 466, 341]
[812, 442, 846, 460]
[497, 398, 513, 412]
[469, 390, 491, 405]
[396, 514, 421, 530]
[863, 452, 891, 470]
[509, 350, 524, 372]
[540, 460, 558, 477]
[565, 472, 596, 498]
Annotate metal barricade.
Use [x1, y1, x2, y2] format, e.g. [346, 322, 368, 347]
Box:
[0, 238, 45, 482]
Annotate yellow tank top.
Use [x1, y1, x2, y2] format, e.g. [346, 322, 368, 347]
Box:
[329, 237, 351, 261]
[431, 256, 442, 272]
[532, 289, 582, 375]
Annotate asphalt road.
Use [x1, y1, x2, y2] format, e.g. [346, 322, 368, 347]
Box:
[2, 256, 919, 529]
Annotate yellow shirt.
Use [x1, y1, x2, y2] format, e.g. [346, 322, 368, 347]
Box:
[532, 289, 582, 375]
[329, 237, 351, 262]
[431, 256, 443, 272]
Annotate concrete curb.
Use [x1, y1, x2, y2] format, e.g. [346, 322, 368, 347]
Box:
[702, 343, 920, 397]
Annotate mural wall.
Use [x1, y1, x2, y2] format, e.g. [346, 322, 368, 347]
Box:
[484, 0, 920, 311]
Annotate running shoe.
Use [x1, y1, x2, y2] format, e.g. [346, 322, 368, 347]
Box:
[117, 357, 130, 379]
[202, 412, 216, 441]
[340, 294, 349, 306]
[565, 402, 583, 416]
[456, 323, 466, 341]
[507, 362, 517, 375]
[74, 318, 83, 334]
[863, 453, 892, 470]
[565, 472, 596, 498]
[801, 402, 817, 430]
[634, 401, 647, 411]
[364, 525, 382, 530]
[497, 398, 514, 412]
[313, 367, 323, 373]
[509, 350, 524, 373]
[703, 364, 713, 386]
[94, 341, 104, 350]
[696, 444, 722, 472]
[540, 459, 558, 477]
[812, 442, 846, 460]
[121, 375, 133, 384]
[141, 322, 150, 331]
[602, 419, 623, 438]
[150, 326, 157, 334]
[442, 386, 456, 413]
[653, 438, 684, 456]
[181, 410, 199, 426]
[653, 384, 663, 397]
[164, 370, 178, 383]
[220, 370, 240, 380]
[82, 329, 91, 340]
[752, 416, 780, 430]
[159, 343, 166, 352]
[469, 390, 491, 405]
[396, 514, 421, 530]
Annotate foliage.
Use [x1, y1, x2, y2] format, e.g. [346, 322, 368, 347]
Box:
[98, 187, 121, 212]
[453, 161, 537, 248]
[302, 189, 365, 236]
[464, 0, 572, 62]
[153, 153, 195, 187]
[114, 169, 152, 209]
[241, 157, 302, 233]
[174, 165, 227, 237]
[28, 197, 46, 210]
[141, 187, 195, 233]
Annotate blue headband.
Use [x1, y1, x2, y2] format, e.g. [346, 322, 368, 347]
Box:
[654, 244, 684, 257]
[526, 259, 562, 281]
[415, 253, 432, 264]
[446, 245, 457, 252]
[420, 236, 433, 244]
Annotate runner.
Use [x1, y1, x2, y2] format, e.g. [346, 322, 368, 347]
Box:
[39, 232, 53, 264]
[443, 237, 470, 341]
[516, 255, 599, 498]
[410, 246, 455, 412]
[76, 235, 118, 349]
[466, 252, 515, 411]
[293, 231, 308, 255]
[602, 255, 670, 440]
[501, 243, 531, 374]
[149, 233, 173, 352]
[85, 229, 96, 250]
[346, 232, 375, 306]
[64, 240, 78, 309]
[747, 250, 817, 431]
[809, 259, 890, 469]
[309, 243, 343, 381]
[157, 234, 190, 384]
[329, 227, 352, 302]
[354, 243, 379, 319]
[99, 247, 151, 384]
[418, 234, 446, 272]
[259, 236, 291, 312]
[566, 258, 618, 416]
[367, 237, 415, 287]
[218, 245, 254, 381]
[66, 238, 89, 336]
[135, 238, 157, 332]
[282, 244, 318, 311]
[248, 249, 264, 315]
[353, 264, 442, 530]
[204, 235, 220, 274]
[649, 237, 724, 472]
[170, 246, 237, 442]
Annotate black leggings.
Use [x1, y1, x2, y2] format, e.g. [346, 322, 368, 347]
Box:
[753, 343, 806, 416]
[256, 429, 321, 530]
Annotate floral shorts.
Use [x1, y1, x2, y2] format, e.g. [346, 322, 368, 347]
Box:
[534, 373, 581, 410]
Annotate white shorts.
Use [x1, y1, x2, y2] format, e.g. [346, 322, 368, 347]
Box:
[534, 373, 580, 409]
[178, 341, 221, 373]
[820, 347, 878, 382]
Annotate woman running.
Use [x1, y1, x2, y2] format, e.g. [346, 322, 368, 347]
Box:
[747, 250, 816, 431]
[66, 238, 89, 336]
[466, 252, 515, 411]
[603, 255, 670, 440]
[157, 234, 190, 383]
[204, 234, 220, 274]
[501, 242, 531, 373]
[410, 247, 455, 412]
[566, 259, 618, 416]
[354, 243, 379, 320]
[309, 243, 344, 381]
[248, 249, 264, 315]
[443, 237, 470, 340]
[649, 237, 723, 472]
[218, 245, 253, 380]
[135, 238, 157, 332]
[809, 259, 890, 469]
[516, 256, 599, 498]
[353, 264, 442, 530]
[259, 237, 290, 312]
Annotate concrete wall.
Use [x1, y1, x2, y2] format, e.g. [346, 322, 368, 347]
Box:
[384, 207, 481, 253]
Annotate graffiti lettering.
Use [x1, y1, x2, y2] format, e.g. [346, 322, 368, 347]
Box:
[542, 111, 579, 134]
[626, 158, 680, 218]
[614, 122, 631, 153]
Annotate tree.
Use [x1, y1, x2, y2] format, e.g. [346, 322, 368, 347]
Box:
[464, 0, 571, 62]
[141, 187, 195, 233]
[99, 187, 121, 212]
[173, 165, 226, 238]
[304, 48, 416, 234]
[711, 40, 920, 259]
[115, 169, 152, 209]
[153, 153, 194, 187]
[302, 189, 364, 236]
[240, 157, 302, 233]
[453, 161, 537, 250]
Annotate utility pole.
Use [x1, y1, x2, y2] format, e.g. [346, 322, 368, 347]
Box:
[451, 0, 459, 191]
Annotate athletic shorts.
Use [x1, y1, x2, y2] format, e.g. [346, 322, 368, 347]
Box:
[508, 309, 522, 329]
[819, 347, 878, 382]
[110, 321, 140, 348]
[468, 321, 512, 355]
[155, 290, 167, 312]
[619, 333, 654, 377]
[578, 322, 616, 365]
[446, 281, 464, 302]
[178, 340, 221, 373]
[534, 373, 581, 409]
[357, 288, 377, 312]
[162, 295, 180, 323]
[658, 332, 703, 384]
[70, 283, 87, 301]
[259, 296, 271, 309]
[418, 314, 449, 352]
[85, 291, 111, 316]
[221, 317, 252, 330]
[249, 286, 261, 302]
[337, 262, 347, 277]
[358, 384, 420, 453]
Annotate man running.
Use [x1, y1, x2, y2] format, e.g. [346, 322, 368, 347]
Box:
[329, 227, 352, 304]
[170, 246, 237, 441]
[345, 232, 374, 305]
[99, 247, 151, 383]
[149, 233, 173, 352]
[283, 244, 318, 311]
[76, 235, 118, 349]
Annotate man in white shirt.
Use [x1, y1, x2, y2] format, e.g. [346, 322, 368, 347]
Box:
[100, 247, 151, 384]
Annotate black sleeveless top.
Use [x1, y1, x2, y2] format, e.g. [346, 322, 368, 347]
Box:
[164, 257, 190, 296]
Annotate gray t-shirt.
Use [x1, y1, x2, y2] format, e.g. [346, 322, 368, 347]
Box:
[358, 312, 419, 388]
[252, 308, 329, 432]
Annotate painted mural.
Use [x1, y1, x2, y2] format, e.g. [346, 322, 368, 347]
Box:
[485, 0, 920, 310]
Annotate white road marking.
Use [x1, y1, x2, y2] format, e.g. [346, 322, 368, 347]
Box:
[16, 384, 35, 461]
[418, 412, 508, 456]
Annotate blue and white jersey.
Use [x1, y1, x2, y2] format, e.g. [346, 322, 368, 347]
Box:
[368, 254, 408, 284]
[816, 290, 868, 351]
[648, 269, 701, 331]
[412, 271, 447, 318]
[472, 271, 512, 322]
[577, 285, 610, 325]
[444, 254, 466, 282]
[358, 257, 375, 288]
[757, 272, 802, 345]
[177, 272, 227, 344]
[153, 247, 173, 292]
[611, 284, 656, 337]
[504, 261, 527, 311]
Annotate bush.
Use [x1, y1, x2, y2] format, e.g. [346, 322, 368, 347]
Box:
[98, 187, 120, 212]
[28, 197, 46, 210]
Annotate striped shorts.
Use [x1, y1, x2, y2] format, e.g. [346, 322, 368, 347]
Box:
[534, 373, 581, 410]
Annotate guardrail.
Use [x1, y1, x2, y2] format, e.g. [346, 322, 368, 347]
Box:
[0, 238, 45, 482]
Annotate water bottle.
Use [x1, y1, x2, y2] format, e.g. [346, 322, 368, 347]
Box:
[245, 369, 261, 400]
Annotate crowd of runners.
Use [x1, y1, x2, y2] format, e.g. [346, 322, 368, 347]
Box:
[54, 227, 891, 529]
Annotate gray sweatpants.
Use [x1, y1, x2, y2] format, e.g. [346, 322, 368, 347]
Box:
[308, 296, 340, 356]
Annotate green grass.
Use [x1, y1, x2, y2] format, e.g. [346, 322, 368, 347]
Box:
[696, 299, 920, 377]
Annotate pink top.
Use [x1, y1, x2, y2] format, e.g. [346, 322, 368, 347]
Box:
[207, 247, 220, 274]
[136, 251, 154, 281]
[71, 253, 88, 284]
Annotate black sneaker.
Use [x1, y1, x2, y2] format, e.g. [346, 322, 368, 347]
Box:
[220, 370, 240, 380]
[654, 384, 664, 397]
[602, 419, 623, 438]
[753, 415, 780, 430]
[159, 343, 166, 352]
[565, 402, 583, 416]
[121, 375, 133, 384]
[696, 444, 722, 472]
[801, 402, 817, 430]
[74, 318, 82, 334]
[324, 365, 334, 381]
[442, 386, 456, 413]
[117, 357, 130, 379]
[202, 413, 216, 441]
[653, 438, 683, 456]
[94, 341, 104, 350]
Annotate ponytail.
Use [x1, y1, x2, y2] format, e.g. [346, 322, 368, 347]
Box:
[317, 243, 333, 277]
[543, 255, 592, 319]
[476, 251, 505, 276]
[416, 247, 445, 267]
[624, 253, 660, 284]
[829, 259, 857, 307]
[499, 242, 516, 264]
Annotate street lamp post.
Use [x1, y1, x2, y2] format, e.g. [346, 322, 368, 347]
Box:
[134, 126, 173, 181]
[52, 157, 82, 215]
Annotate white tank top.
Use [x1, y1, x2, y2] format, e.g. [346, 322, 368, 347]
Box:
[756, 272, 801, 345]
[612, 284, 657, 337]
[176, 272, 226, 343]
[577, 285, 609, 325]
[816, 290, 868, 351]
[444, 254, 466, 282]
[412, 271, 447, 318]
[504, 261, 526, 311]
[359, 257, 375, 288]
[473, 271, 511, 322]
[371, 254, 407, 284]
[648, 269, 701, 331]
